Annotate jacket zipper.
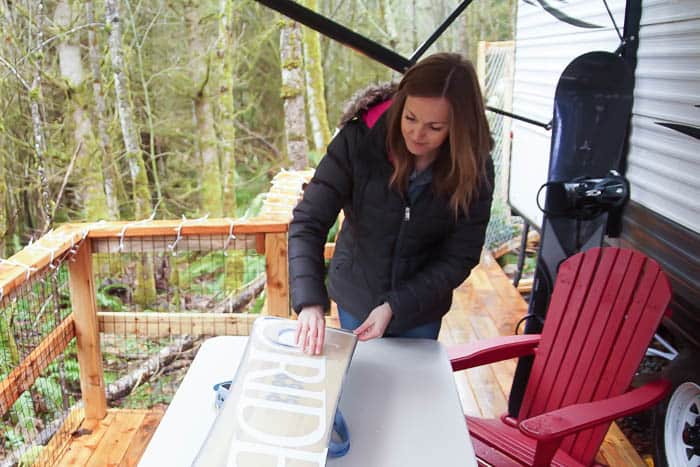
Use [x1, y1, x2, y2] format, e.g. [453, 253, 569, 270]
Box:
[391, 201, 410, 289]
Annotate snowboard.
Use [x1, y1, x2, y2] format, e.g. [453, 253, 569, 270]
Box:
[192, 317, 357, 467]
[508, 51, 634, 416]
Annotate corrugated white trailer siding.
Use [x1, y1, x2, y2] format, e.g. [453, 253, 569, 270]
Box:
[510, 0, 626, 227]
[627, 0, 700, 233]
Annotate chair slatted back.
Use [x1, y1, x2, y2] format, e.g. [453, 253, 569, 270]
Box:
[519, 247, 671, 465]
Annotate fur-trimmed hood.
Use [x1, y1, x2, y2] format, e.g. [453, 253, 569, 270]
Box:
[337, 81, 397, 128]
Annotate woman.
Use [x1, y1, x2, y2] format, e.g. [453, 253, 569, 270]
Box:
[289, 53, 494, 354]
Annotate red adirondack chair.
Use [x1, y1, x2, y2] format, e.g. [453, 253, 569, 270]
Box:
[449, 247, 672, 466]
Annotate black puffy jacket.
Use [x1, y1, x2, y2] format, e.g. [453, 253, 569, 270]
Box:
[288, 113, 494, 335]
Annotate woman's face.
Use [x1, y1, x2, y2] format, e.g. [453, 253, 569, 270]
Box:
[400, 95, 450, 163]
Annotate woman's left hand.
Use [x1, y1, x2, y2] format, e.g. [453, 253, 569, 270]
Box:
[354, 303, 393, 341]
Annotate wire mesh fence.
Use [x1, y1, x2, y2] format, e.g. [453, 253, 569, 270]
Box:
[0, 171, 307, 465]
[90, 233, 266, 410]
[0, 230, 271, 465]
[479, 40, 523, 250]
[0, 260, 81, 467]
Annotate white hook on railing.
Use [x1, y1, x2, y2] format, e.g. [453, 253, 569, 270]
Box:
[81, 219, 107, 240]
[223, 219, 237, 256]
[167, 214, 209, 256]
[28, 242, 58, 267]
[0, 258, 38, 280]
[118, 215, 156, 253]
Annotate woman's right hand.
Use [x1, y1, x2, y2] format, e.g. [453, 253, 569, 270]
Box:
[296, 305, 326, 355]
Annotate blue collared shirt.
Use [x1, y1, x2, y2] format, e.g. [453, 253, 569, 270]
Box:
[407, 166, 433, 204]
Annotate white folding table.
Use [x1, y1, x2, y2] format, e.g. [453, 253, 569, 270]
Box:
[140, 335, 477, 466]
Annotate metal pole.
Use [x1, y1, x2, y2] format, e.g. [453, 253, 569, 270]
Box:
[253, 0, 411, 73]
[409, 0, 476, 63]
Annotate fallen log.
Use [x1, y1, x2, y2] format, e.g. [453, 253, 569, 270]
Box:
[106, 335, 196, 402]
[215, 273, 266, 313]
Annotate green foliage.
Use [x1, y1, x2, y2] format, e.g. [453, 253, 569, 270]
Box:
[307, 149, 323, 168]
[250, 290, 266, 314]
[281, 58, 302, 70]
[35, 376, 63, 414]
[18, 445, 44, 466]
[238, 192, 265, 218]
[103, 370, 119, 386]
[97, 284, 127, 312]
[47, 355, 80, 388]
[243, 255, 265, 284]
[326, 216, 341, 243]
[13, 392, 37, 434]
[280, 84, 302, 99]
[498, 251, 536, 275]
[4, 427, 24, 450]
[121, 377, 174, 409]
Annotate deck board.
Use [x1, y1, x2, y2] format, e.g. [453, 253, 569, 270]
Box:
[54, 409, 163, 467]
[87, 410, 144, 466]
[120, 406, 166, 466]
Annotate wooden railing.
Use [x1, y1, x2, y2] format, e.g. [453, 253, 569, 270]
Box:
[0, 169, 313, 463]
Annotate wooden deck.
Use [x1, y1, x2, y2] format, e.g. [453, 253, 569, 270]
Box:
[53, 408, 164, 466]
[51, 253, 645, 466]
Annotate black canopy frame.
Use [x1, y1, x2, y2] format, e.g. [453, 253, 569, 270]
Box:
[253, 0, 552, 130]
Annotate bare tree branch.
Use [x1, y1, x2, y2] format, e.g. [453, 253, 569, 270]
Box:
[0, 55, 30, 90]
[234, 120, 282, 159]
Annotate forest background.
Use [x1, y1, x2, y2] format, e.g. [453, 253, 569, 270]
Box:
[0, 0, 516, 258]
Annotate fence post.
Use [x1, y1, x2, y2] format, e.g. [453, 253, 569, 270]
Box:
[264, 232, 290, 318]
[68, 239, 107, 420]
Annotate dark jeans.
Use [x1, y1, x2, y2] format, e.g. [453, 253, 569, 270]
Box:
[337, 306, 441, 340]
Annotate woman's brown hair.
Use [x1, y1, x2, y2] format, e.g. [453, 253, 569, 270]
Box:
[386, 53, 492, 217]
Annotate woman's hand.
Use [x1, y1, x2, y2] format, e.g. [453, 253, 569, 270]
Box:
[354, 303, 393, 341]
[296, 305, 326, 355]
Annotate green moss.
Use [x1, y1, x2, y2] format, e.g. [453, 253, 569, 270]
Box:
[133, 256, 157, 307]
[224, 251, 245, 293]
[281, 58, 302, 70]
[280, 85, 302, 99]
[287, 132, 306, 142]
[28, 87, 41, 100]
[200, 164, 223, 217]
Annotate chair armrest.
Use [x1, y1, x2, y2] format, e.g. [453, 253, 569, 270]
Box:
[448, 334, 541, 371]
[520, 378, 671, 441]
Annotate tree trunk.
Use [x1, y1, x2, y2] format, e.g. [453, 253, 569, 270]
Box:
[29, 0, 51, 233]
[412, 0, 418, 51]
[217, 0, 237, 217]
[215, 0, 245, 294]
[0, 106, 6, 257]
[380, 0, 399, 50]
[55, 0, 109, 222]
[186, 2, 223, 217]
[124, 0, 162, 209]
[279, 19, 308, 169]
[105, 0, 151, 220]
[105, 0, 156, 306]
[86, 1, 121, 220]
[301, 0, 331, 153]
